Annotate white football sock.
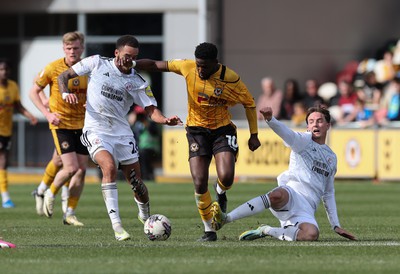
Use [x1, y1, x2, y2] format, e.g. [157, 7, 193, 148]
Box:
[61, 185, 69, 200]
[1, 191, 10, 202]
[203, 218, 215, 233]
[66, 207, 75, 217]
[101, 182, 121, 229]
[216, 184, 225, 194]
[134, 197, 150, 221]
[37, 182, 48, 195]
[227, 194, 270, 223]
[266, 226, 299, 241]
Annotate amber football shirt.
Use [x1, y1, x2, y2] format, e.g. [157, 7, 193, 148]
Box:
[0, 80, 20, 137]
[167, 59, 256, 130]
[36, 58, 88, 130]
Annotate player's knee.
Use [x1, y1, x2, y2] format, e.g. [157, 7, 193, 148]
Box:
[63, 166, 79, 177]
[298, 230, 319, 241]
[269, 188, 288, 206]
[192, 171, 208, 183]
[217, 177, 233, 190]
[297, 224, 319, 241]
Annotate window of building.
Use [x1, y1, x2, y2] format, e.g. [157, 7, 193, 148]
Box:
[0, 15, 19, 38]
[86, 14, 162, 36]
[23, 14, 78, 37]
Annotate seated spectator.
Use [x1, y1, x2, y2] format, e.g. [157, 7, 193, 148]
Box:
[279, 78, 303, 120]
[333, 80, 358, 120]
[392, 39, 400, 73]
[374, 50, 396, 86]
[378, 77, 400, 126]
[357, 58, 376, 75]
[256, 77, 283, 120]
[302, 79, 325, 109]
[356, 71, 382, 113]
[336, 98, 375, 128]
[290, 101, 307, 127]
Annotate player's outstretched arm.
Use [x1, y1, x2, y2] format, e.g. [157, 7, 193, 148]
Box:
[259, 107, 273, 121]
[334, 226, 357, 241]
[145, 105, 183, 126]
[135, 59, 168, 72]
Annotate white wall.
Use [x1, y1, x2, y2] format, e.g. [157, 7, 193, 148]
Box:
[10, 0, 201, 120]
[162, 11, 199, 121]
[20, 38, 65, 119]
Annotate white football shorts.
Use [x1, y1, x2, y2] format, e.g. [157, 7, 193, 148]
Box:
[80, 130, 139, 166]
[268, 185, 319, 229]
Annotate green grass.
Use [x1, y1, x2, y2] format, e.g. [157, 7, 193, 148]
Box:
[1, 181, 400, 273]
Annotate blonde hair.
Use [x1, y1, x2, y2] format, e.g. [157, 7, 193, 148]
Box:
[62, 31, 84, 45]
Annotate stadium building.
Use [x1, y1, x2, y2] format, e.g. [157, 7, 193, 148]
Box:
[1, 0, 399, 180]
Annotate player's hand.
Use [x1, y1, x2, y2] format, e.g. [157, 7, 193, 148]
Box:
[63, 93, 79, 104]
[165, 116, 183, 126]
[334, 227, 357, 241]
[116, 55, 135, 70]
[259, 107, 273, 121]
[248, 134, 261, 151]
[30, 116, 38, 126]
[46, 112, 61, 126]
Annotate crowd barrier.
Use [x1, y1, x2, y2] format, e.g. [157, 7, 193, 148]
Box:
[162, 124, 400, 181]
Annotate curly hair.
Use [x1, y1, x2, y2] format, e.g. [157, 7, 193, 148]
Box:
[194, 42, 218, 60]
[116, 35, 139, 49]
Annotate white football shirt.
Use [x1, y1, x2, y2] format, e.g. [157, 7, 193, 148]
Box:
[267, 117, 340, 228]
[72, 55, 157, 136]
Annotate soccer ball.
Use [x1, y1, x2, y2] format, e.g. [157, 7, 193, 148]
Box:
[144, 214, 172, 241]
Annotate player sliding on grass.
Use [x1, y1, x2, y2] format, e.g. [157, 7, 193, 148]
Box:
[211, 105, 356, 241]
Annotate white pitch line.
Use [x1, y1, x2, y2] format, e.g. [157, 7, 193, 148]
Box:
[241, 241, 400, 247]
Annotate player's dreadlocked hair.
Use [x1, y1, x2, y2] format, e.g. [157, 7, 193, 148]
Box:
[305, 105, 331, 124]
[195, 42, 218, 60]
[116, 35, 139, 49]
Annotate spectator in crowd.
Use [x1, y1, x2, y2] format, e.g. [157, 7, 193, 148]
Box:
[130, 105, 161, 181]
[256, 77, 283, 120]
[302, 79, 325, 109]
[378, 76, 400, 125]
[279, 78, 303, 120]
[392, 39, 400, 73]
[374, 50, 396, 86]
[336, 98, 375, 128]
[290, 101, 307, 127]
[356, 71, 383, 111]
[0, 58, 38, 208]
[331, 80, 358, 123]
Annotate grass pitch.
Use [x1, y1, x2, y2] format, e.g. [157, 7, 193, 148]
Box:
[1, 180, 400, 273]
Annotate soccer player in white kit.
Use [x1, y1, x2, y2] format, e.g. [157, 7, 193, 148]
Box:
[58, 35, 182, 241]
[211, 105, 356, 241]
